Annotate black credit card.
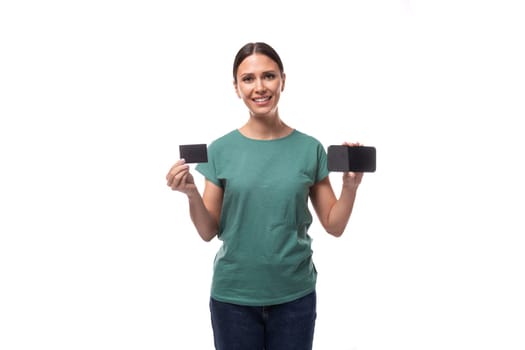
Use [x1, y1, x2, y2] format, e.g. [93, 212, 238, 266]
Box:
[327, 145, 376, 172]
[179, 144, 208, 163]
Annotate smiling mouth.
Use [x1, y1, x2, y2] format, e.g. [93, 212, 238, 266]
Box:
[253, 96, 271, 103]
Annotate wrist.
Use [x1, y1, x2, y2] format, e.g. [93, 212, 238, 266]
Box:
[341, 182, 359, 194]
[185, 187, 200, 199]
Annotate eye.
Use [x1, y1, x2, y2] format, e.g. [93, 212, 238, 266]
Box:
[242, 76, 254, 83]
[264, 73, 276, 80]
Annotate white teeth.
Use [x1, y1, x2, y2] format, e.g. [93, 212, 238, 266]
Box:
[254, 97, 270, 102]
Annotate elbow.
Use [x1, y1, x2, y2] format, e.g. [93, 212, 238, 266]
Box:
[196, 221, 219, 242]
[200, 234, 215, 242]
[323, 217, 349, 237]
[327, 228, 345, 237]
[199, 230, 218, 242]
[322, 222, 346, 237]
[324, 222, 345, 237]
[321, 211, 349, 237]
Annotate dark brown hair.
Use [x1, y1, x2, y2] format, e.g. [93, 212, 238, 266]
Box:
[232, 42, 284, 83]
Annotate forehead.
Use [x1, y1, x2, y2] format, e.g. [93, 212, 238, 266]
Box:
[237, 54, 279, 74]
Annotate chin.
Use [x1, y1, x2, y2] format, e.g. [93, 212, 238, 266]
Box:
[250, 106, 278, 117]
[250, 111, 274, 118]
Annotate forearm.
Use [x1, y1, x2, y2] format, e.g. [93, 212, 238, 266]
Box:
[187, 190, 219, 242]
[325, 186, 358, 237]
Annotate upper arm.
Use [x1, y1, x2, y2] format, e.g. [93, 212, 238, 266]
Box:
[202, 179, 224, 226]
[309, 176, 337, 230]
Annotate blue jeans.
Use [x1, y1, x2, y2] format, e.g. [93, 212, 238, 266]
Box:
[210, 291, 317, 350]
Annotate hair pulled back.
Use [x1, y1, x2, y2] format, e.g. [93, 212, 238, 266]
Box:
[233, 42, 284, 83]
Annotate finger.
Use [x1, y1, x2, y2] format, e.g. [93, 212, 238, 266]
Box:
[166, 163, 189, 186]
[179, 172, 189, 188]
[166, 159, 187, 180]
[166, 166, 178, 185]
[350, 172, 364, 184]
[170, 168, 190, 190]
[169, 172, 182, 190]
[344, 171, 363, 180]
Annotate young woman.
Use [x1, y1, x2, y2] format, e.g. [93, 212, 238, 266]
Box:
[166, 42, 363, 350]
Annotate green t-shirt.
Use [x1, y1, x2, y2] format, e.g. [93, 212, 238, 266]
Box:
[195, 129, 329, 306]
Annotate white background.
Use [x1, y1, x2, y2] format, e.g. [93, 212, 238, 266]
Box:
[1, 0, 524, 349]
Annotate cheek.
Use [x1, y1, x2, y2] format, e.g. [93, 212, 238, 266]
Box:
[271, 81, 283, 94]
[239, 87, 252, 100]
[238, 91, 248, 100]
[235, 85, 247, 99]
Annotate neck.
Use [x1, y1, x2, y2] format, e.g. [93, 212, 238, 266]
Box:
[240, 112, 292, 140]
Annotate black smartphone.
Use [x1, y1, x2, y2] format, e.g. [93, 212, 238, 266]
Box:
[327, 145, 376, 172]
[179, 144, 208, 163]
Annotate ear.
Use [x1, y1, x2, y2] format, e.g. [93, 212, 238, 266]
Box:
[281, 73, 286, 92]
[233, 80, 241, 98]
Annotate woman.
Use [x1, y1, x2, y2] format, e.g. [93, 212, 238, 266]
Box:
[166, 42, 363, 350]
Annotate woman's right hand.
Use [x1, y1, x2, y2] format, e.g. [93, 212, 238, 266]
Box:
[166, 159, 197, 195]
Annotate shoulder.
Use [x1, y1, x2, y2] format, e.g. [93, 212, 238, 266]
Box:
[208, 130, 240, 150]
[293, 129, 321, 142]
[291, 129, 325, 149]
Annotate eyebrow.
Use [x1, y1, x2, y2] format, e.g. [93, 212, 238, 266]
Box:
[239, 70, 278, 77]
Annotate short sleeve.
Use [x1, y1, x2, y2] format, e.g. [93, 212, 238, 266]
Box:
[315, 142, 329, 183]
[195, 142, 222, 187]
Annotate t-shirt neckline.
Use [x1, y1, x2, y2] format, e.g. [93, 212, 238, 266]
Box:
[235, 128, 297, 142]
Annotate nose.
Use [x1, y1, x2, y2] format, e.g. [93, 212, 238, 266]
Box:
[255, 78, 266, 93]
